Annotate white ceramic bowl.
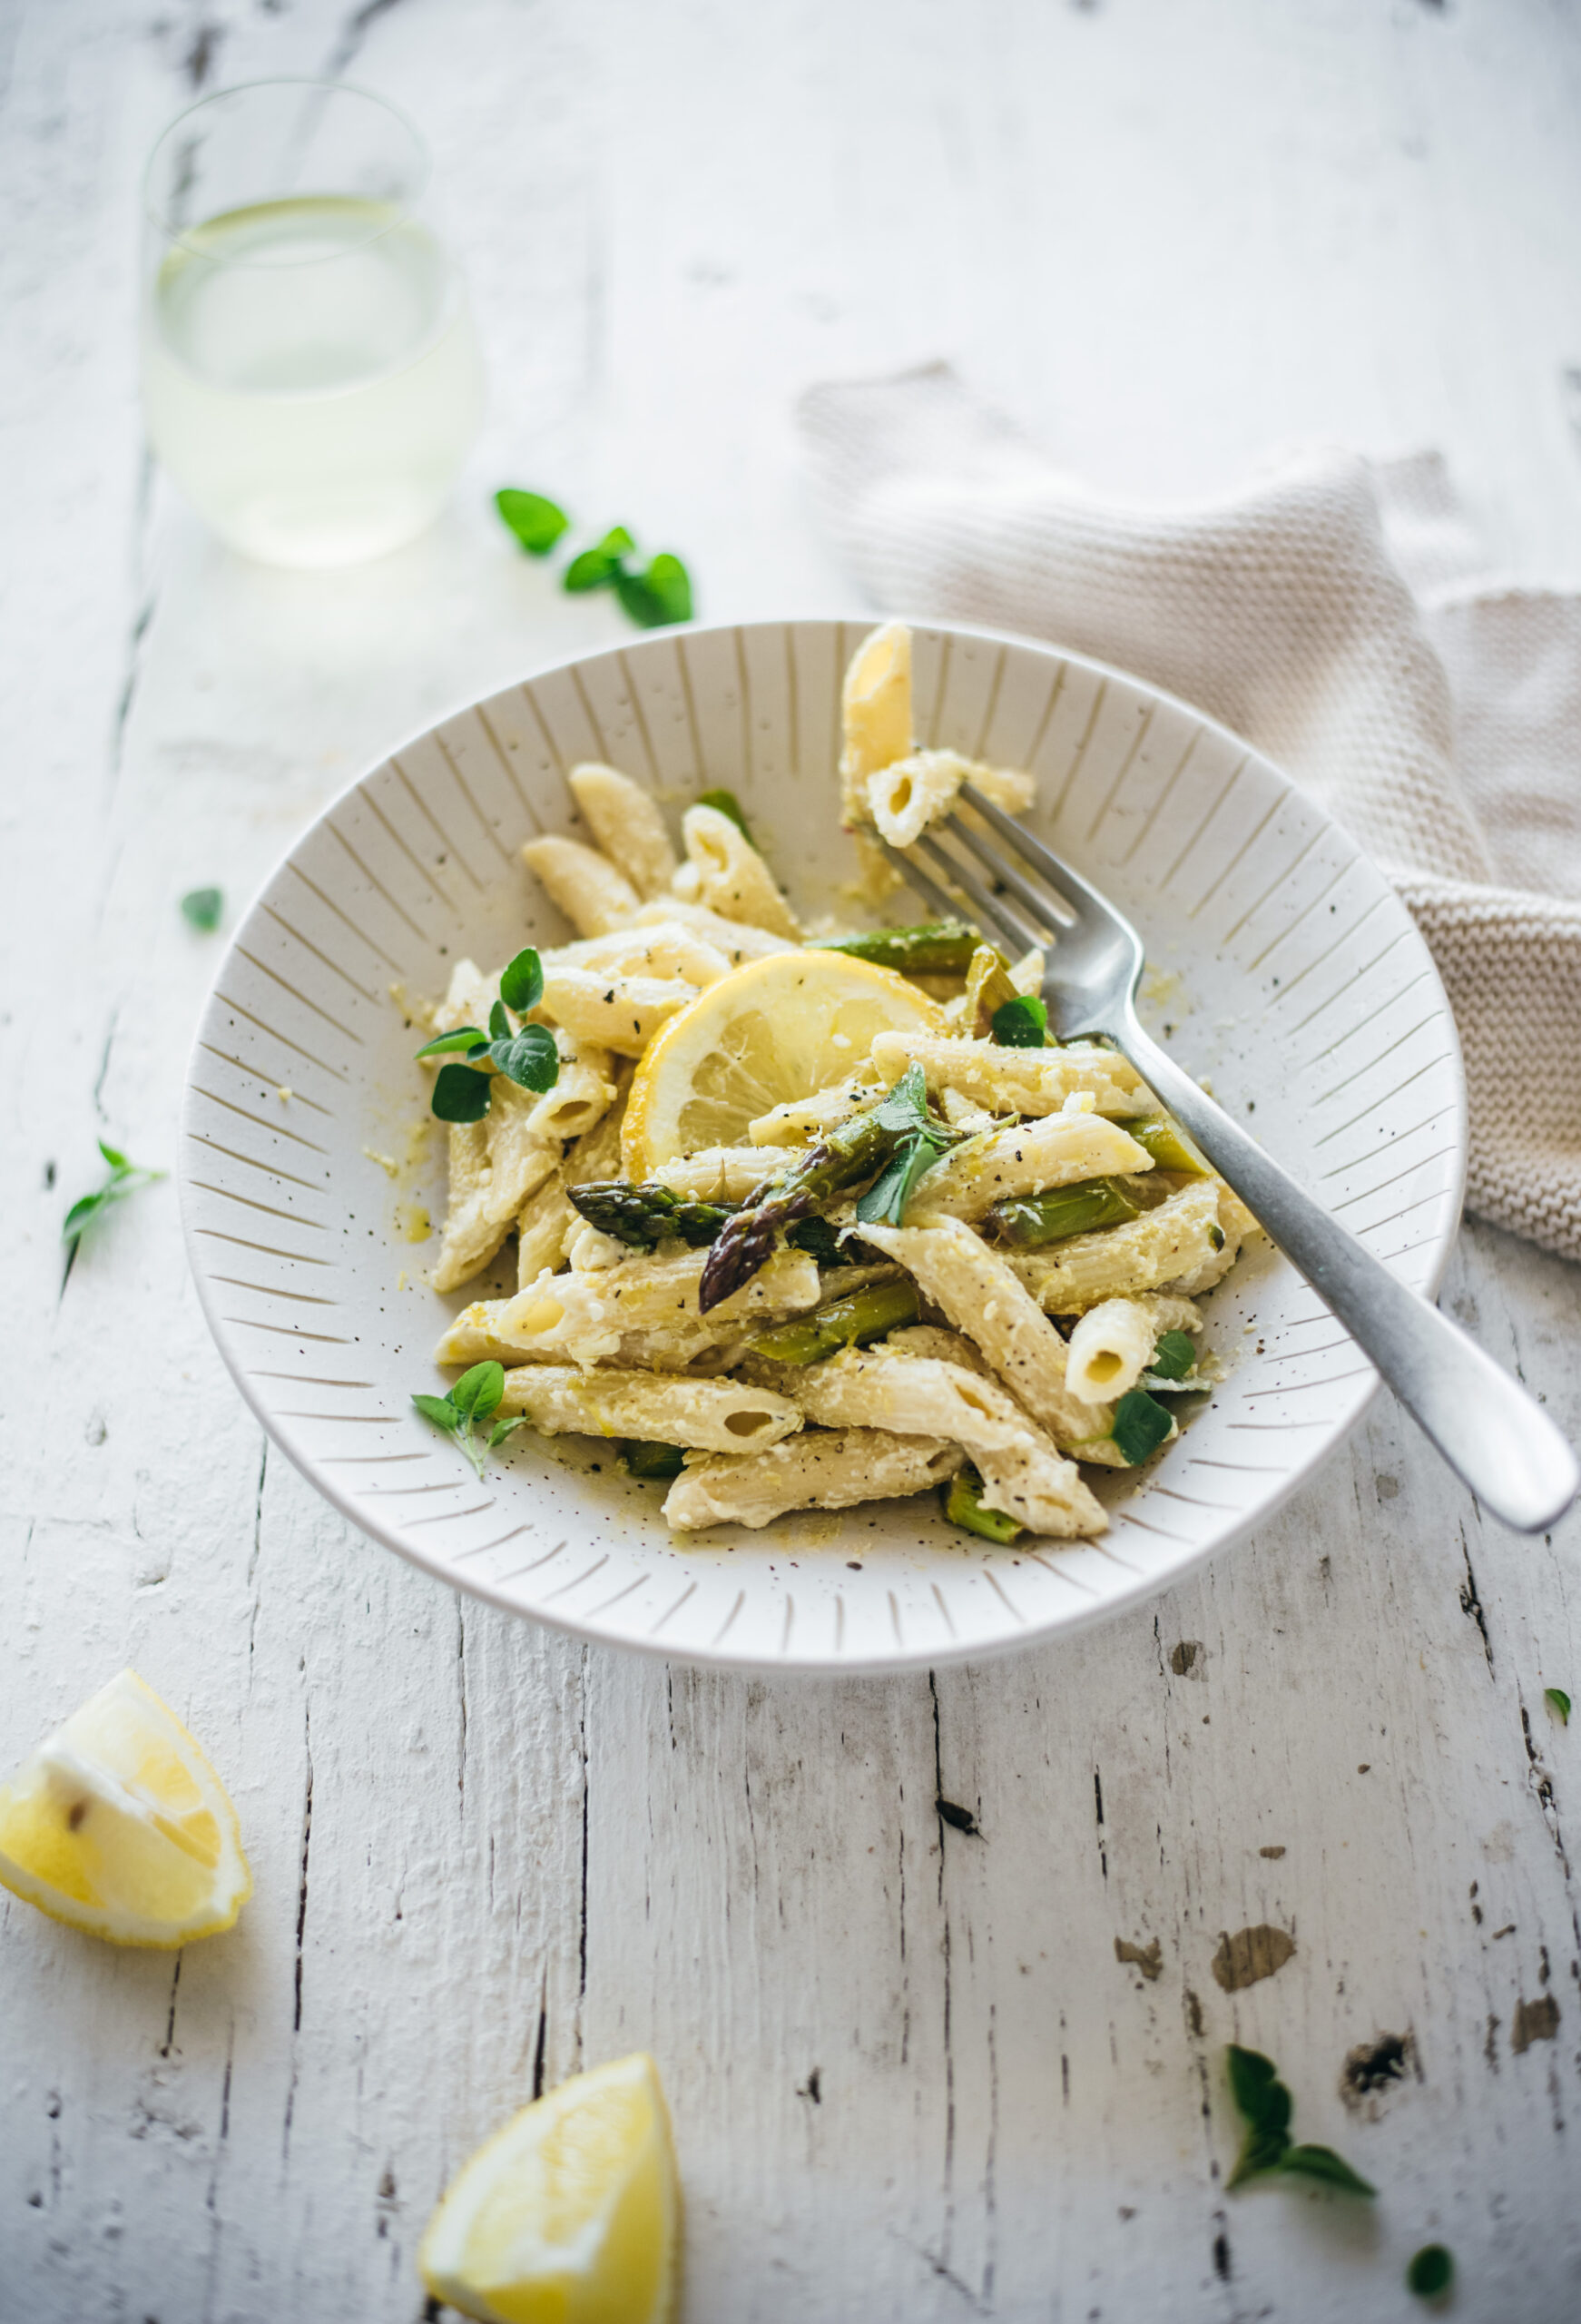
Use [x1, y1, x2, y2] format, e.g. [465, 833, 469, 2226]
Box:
[180, 619, 1465, 1672]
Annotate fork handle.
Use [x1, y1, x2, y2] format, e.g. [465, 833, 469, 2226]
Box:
[1116, 1008, 1578, 1533]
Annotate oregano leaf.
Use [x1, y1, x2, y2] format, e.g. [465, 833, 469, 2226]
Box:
[498, 949, 545, 1015]
[491, 1024, 560, 1093]
[496, 487, 570, 556]
[431, 1063, 492, 1122]
[414, 1026, 487, 1059]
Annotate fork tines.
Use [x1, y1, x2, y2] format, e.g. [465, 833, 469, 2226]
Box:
[880, 780, 1083, 960]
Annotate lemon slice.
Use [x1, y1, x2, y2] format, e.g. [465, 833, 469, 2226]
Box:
[419, 2053, 679, 2324]
[623, 950, 948, 1175]
[0, 1669, 250, 1948]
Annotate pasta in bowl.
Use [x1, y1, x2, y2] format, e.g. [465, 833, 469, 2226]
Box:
[180, 619, 1465, 1670]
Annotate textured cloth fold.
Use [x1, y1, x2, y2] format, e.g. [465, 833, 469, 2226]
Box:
[797, 363, 1581, 1262]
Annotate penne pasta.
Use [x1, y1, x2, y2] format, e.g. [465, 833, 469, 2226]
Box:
[748, 1079, 883, 1147]
[566, 762, 677, 899]
[908, 1113, 1153, 1222]
[647, 1146, 798, 1200]
[521, 833, 641, 937]
[1008, 1180, 1232, 1315]
[674, 803, 802, 939]
[535, 966, 696, 1057]
[867, 750, 1036, 850]
[517, 1173, 576, 1289]
[621, 896, 796, 965]
[840, 621, 913, 822]
[539, 922, 732, 989]
[498, 1364, 802, 1452]
[439, 1245, 822, 1367]
[1065, 1294, 1201, 1404]
[869, 1030, 1150, 1120]
[663, 1426, 962, 1531]
[858, 1216, 1123, 1462]
[562, 1073, 631, 1187]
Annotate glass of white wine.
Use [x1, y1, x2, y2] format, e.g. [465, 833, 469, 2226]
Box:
[142, 79, 486, 568]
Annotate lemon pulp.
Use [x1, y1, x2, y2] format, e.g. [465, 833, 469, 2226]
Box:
[0, 1669, 250, 1948]
[419, 2053, 679, 2324]
[623, 950, 947, 1176]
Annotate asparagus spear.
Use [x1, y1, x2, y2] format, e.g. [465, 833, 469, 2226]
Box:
[984, 1175, 1148, 1247]
[569, 1181, 865, 1264]
[699, 1068, 942, 1312]
[569, 1181, 739, 1249]
[942, 1465, 1023, 1543]
[623, 1439, 687, 1480]
[811, 920, 979, 975]
[966, 943, 1019, 1036]
[749, 1275, 920, 1364]
[1118, 1114, 1211, 1175]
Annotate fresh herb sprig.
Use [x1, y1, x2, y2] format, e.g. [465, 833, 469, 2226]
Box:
[496, 488, 570, 556]
[1407, 2246, 1454, 2300]
[181, 887, 223, 932]
[1224, 2045, 1375, 2196]
[1148, 1330, 1197, 1382]
[854, 1066, 963, 1228]
[63, 1140, 165, 1249]
[414, 950, 560, 1124]
[1108, 1387, 1174, 1464]
[1546, 1687, 1572, 1725]
[495, 490, 693, 629]
[565, 527, 692, 627]
[412, 1361, 527, 1480]
[991, 994, 1049, 1049]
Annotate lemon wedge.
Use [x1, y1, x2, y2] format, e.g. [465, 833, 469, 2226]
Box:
[0, 1669, 250, 1948]
[623, 950, 948, 1176]
[419, 2053, 680, 2324]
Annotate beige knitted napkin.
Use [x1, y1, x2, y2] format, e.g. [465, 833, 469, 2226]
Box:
[797, 363, 1581, 1264]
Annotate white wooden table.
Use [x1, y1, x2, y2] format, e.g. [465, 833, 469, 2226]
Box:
[5, 4, 1580, 2319]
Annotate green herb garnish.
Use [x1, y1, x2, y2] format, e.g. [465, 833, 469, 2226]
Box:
[565, 525, 636, 592]
[1109, 1387, 1174, 1465]
[412, 1361, 527, 1480]
[496, 487, 571, 556]
[991, 994, 1048, 1048]
[498, 948, 546, 1014]
[428, 1062, 490, 1122]
[1546, 1687, 1571, 1724]
[854, 1065, 960, 1228]
[1224, 2046, 1375, 2197]
[1406, 2245, 1454, 2299]
[564, 527, 692, 626]
[623, 1440, 686, 1482]
[181, 887, 222, 932]
[493, 487, 695, 627]
[1149, 1330, 1197, 1382]
[414, 951, 557, 1122]
[617, 552, 693, 629]
[695, 787, 752, 842]
[63, 1140, 165, 1248]
[943, 1464, 1021, 1543]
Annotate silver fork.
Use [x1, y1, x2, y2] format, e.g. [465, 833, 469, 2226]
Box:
[884, 782, 1578, 1534]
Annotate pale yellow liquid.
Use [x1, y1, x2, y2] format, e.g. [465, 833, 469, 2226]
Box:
[142, 197, 485, 567]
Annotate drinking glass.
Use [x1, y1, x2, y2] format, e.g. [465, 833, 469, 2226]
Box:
[141, 79, 486, 568]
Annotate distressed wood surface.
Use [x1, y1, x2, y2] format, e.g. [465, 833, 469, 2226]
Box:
[3, 2, 1579, 2319]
